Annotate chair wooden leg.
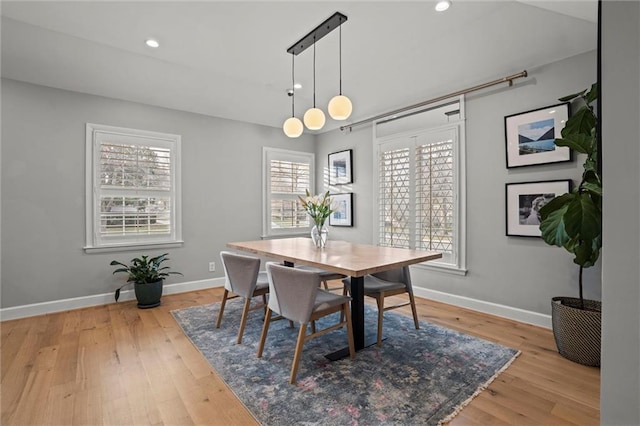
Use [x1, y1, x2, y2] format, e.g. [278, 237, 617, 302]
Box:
[237, 297, 252, 344]
[311, 320, 316, 334]
[290, 323, 308, 384]
[257, 309, 273, 358]
[409, 292, 420, 330]
[216, 289, 229, 328]
[262, 293, 268, 316]
[343, 302, 355, 359]
[376, 294, 385, 347]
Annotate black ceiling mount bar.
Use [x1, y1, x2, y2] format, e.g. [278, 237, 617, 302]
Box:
[287, 12, 348, 55]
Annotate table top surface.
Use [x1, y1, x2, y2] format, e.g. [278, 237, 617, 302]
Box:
[227, 238, 442, 277]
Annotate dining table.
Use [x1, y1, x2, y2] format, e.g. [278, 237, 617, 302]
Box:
[227, 237, 442, 359]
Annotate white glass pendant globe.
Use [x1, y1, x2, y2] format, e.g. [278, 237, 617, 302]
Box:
[283, 117, 303, 138]
[328, 95, 353, 120]
[303, 107, 326, 130]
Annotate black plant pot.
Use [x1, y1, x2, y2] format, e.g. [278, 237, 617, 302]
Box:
[551, 297, 601, 367]
[134, 279, 163, 309]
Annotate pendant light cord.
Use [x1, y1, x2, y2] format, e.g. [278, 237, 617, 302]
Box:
[312, 35, 317, 108]
[291, 53, 295, 117]
[339, 22, 343, 95]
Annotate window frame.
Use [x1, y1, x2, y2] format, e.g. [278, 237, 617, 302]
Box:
[84, 123, 183, 253]
[262, 147, 315, 238]
[373, 99, 467, 275]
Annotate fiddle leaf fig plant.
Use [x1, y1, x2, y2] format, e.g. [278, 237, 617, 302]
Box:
[539, 83, 601, 309]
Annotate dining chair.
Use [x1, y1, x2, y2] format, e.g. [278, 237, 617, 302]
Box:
[257, 262, 355, 384]
[217, 251, 269, 344]
[342, 266, 419, 346]
[292, 265, 346, 292]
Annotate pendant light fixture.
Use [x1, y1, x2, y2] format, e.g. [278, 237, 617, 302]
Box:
[303, 38, 326, 130]
[283, 54, 303, 137]
[284, 12, 350, 138]
[327, 18, 352, 120]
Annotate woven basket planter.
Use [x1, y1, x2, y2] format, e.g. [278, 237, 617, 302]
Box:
[551, 297, 601, 367]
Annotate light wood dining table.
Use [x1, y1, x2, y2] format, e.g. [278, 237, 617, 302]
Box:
[227, 237, 442, 359]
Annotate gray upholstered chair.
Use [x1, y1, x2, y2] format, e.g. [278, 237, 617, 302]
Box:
[292, 265, 346, 292]
[257, 262, 355, 384]
[217, 251, 269, 344]
[342, 266, 419, 346]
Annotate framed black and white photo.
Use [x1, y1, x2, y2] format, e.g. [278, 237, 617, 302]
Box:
[505, 180, 572, 237]
[329, 193, 353, 227]
[328, 149, 353, 185]
[505, 103, 571, 168]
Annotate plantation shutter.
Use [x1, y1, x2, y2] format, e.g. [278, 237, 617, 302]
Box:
[86, 124, 182, 250]
[263, 148, 315, 237]
[377, 128, 456, 259]
[269, 159, 311, 229]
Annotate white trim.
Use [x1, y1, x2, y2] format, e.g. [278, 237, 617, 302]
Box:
[412, 286, 552, 329]
[0, 278, 224, 321]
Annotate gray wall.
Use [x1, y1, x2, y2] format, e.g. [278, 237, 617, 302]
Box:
[1, 79, 315, 308]
[317, 50, 599, 316]
[600, 2, 640, 425]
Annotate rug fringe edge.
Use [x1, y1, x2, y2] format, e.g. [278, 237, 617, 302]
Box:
[437, 349, 522, 425]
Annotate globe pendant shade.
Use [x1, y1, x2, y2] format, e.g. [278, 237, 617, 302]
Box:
[283, 117, 303, 138]
[328, 95, 353, 120]
[303, 107, 326, 130]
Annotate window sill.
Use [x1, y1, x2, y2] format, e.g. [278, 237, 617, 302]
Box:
[84, 240, 184, 254]
[413, 261, 468, 276]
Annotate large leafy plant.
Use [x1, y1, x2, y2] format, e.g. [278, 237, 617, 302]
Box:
[111, 253, 182, 301]
[539, 83, 601, 309]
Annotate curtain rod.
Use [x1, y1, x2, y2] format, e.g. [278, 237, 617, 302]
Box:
[340, 70, 528, 131]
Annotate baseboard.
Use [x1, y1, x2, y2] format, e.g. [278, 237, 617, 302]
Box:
[413, 287, 552, 329]
[0, 278, 225, 321]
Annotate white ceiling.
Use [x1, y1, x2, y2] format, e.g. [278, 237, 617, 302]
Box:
[1, 1, 597, 133]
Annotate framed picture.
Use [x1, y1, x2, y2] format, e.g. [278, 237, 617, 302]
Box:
[505, 179, 572, 237]
[505, 103, 571, 168]
[328, 149, 353, 185]
[329, 193, 353, 227]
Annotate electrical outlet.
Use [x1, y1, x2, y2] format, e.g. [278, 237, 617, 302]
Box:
[209, 262, 216, 272]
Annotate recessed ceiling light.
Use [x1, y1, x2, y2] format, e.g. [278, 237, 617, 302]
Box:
[435, 0, 451, 12]
[145, 39, 160, 48]
[294, 83, 302, 90]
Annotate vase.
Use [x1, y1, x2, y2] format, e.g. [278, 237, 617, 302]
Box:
[311, 224, 328, 248]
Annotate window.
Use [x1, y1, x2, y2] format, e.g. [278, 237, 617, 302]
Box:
[263, 147, 315, 237]
[374, 99, 466, 273]
[85, 123, 182, 251]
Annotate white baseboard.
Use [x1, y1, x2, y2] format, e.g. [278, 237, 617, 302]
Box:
[413, 287, 552, 329]
[0, 278, 225, 321]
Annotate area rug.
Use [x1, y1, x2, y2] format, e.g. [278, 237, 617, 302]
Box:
[172, 299, 520, 425]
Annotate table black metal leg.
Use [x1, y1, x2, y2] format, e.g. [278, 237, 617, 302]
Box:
[349, 276, 365, 350]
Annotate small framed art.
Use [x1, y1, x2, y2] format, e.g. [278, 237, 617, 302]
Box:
[329, 193, 353, 227]
[505, 179, 572, 237]
[505, 103, 571, 168]
[328, 149, 353, 185]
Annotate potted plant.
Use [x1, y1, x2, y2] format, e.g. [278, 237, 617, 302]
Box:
[111, 253, 182, 309]
[539, 83, 601, 366]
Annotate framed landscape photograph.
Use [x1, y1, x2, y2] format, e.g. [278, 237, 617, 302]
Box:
[329, 193, 353, 227]
[505, 103, 571, 168]
[328, 149, 353, 185]
[505, 180, 572, 237]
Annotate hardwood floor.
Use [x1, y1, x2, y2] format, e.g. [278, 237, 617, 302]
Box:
[1, 287, 600, 425]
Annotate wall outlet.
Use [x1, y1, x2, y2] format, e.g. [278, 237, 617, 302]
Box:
[209, 262, 216, 272]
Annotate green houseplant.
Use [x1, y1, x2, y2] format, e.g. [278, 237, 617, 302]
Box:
[111, 253, 182, 309]
[538, 83, 601, 366]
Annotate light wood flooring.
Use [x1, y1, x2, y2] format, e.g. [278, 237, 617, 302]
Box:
[1, 286, 600, 425]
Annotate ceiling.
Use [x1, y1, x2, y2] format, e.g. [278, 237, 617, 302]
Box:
[1, 1, 597, 133]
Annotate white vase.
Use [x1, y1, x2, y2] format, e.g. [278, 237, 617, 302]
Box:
[311, 224, 328, 248]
